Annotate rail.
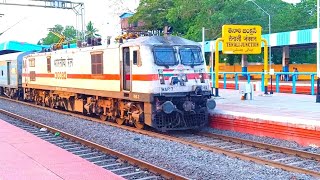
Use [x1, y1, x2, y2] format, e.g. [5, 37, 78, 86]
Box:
[208, 72, 318, 95]
[0, 109, 188, 180]
[1, 96, 320, 178]
[177, 132, 320, 178]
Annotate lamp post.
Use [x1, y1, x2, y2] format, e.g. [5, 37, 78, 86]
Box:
[202, 27, 214, 94]
[247, 0, 272, 93]
[202, 27, 210, 59]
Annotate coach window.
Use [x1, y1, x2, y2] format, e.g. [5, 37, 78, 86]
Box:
[30, 71, 36, 81]
[133, 50, 142, 67]
[29, 58, 35, 67]
[47, 56, 51, 73]
[91, 52, 103, 75]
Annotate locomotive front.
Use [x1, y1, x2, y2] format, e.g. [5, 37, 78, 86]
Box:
[140, 36, 216, 131]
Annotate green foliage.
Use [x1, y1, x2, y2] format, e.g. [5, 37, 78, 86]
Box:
[131, 0, 317, 64]
[39, 24, 78, 45]
[85, 21, 100, 38]
[39, 21, 101, 46]
[129, 0, 174, 31]
[63, 26, 77, 43]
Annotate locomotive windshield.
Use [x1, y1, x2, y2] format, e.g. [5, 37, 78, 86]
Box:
[179, 47, 203, 66]
[153, 47, 177, 66]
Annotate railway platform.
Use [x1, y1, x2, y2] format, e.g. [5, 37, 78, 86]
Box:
[216, 79, 316, 95]
[0, 119, 124, 180]
[210, 89, 320, 147]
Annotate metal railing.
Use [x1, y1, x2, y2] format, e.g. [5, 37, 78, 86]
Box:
[208, 72, 317, 95]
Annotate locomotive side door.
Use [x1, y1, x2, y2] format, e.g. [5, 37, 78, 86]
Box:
[7, 62, 11, 85]
[122, 47, 131, 91]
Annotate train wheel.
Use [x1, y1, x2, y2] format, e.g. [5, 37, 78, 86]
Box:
[49, 101, 55, 108]
[116, 118, 125, 125]
[109, 116, 116, 123]
[100, 115, 107, 121]
[134, 121, 145, 129]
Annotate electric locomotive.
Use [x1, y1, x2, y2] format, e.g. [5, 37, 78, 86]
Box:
[1, 34, 216, 131]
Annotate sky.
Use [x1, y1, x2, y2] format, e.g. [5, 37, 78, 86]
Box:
[0, 0, 301, 44]
[0, 0, 139, 44]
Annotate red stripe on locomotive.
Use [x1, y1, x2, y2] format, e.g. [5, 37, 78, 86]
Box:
[22, 73, 208, 81]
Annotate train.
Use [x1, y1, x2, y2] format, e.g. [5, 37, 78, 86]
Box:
[0, 34, 216, 131]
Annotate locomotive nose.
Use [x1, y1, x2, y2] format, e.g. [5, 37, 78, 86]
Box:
[206, 98, 216, 110]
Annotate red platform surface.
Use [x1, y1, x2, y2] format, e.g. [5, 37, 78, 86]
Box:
[0, 120, 124, 180]
[210, 89, 320, 147]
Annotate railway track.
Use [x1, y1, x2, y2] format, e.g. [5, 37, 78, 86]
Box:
[1, 96, 320, 178]
[0, 109, 187, 180]
[172, 132, 320, 178]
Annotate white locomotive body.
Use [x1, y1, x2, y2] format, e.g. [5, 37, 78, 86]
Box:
[21, 35, 216, 131]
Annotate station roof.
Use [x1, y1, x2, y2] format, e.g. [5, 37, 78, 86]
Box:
[0, 41, 44, 53]
[203, 28, 318, 52]
[1, 27, 317, 54]
[0, 40, 77, 55]
[119, 12, 134, 19]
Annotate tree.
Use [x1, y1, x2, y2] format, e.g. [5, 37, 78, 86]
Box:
[131, 0, 316, 64]
[63, 25, 77, 43]
[40, 24, 64, 45]
[129, 0, 174, 31]
[132, 0, 316, 40]
[85, 21, 100, 39]
[38, 22, 101, 46]
[39, 24, 78, 45]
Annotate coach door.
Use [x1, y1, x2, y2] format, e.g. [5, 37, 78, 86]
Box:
[7, 62, 11, 85]
[122, 47, 131, 91]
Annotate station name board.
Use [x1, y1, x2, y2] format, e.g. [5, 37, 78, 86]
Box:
[222, 25, 262, 54]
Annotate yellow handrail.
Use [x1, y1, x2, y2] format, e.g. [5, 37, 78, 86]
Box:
[50, 31, 65, 49]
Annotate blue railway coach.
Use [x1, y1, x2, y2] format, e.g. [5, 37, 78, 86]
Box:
[0, 51, 34, 99]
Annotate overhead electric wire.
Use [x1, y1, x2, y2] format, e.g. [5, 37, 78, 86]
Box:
[0, 16, 27, 36]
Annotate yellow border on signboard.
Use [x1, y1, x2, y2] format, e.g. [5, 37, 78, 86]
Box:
[222, 25, 262, 55]
[213, 38, 269, 96]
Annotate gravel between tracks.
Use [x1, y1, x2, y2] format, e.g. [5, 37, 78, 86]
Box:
[203, 127, 320, 154]
[0, 99, 317, 180]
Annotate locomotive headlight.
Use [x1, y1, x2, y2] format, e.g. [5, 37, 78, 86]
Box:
[159, 74, 165, 84]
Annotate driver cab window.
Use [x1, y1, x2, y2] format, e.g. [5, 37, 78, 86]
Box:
[153, 47, 177, 67]
[133, 51, 137, 65]
[132, 49, 142, 67]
